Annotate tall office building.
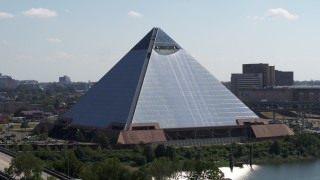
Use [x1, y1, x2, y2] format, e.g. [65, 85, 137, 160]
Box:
[243, 63, 275, 87]
[0, 73, 16, 89]
[61, 27, 257, 144]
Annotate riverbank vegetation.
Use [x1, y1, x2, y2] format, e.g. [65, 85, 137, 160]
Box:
[5, 133, 320, 179]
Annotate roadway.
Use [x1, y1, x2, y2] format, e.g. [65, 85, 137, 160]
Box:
[0, 152, 11, 172]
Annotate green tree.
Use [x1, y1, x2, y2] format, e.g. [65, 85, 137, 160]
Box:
[229, 155, 234, 172]
[45, 89, 52, 97]
[166, 146, 176, 160]
[21, 143, 33, 152]
[149, 157, 177, 180]
[133, 144, 142, 153]
[233, 144, 244, 158]
[132, 167, 152, 180]
[206, 165, 224, 180]
[155, 144, 166, 158]
[94, 131, 110, 149]
[64, 150, 83, 177]
[184, 160, 204, 180]
[143, 145, 155, 162]
[5, 152, 44, 179]
[39, 132, 48, 141]
[20, 121, 30, 129]
[80, 159, 133, 180]
[183, 160, 224, 180]
[270, 140, 281, 155]
[133, 154, 147, 166]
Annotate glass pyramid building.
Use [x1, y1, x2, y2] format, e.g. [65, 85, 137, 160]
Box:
[63, 27, 257, 130]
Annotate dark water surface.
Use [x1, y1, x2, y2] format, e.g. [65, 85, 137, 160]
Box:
[220, 159, 320, 180]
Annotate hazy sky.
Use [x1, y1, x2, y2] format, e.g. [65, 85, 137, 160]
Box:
[1, 1, 319, 82]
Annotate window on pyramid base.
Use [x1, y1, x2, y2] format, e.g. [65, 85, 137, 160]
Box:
[132, 126, 156, 130]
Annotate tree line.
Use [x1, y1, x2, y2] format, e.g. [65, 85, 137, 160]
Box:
[5, 133, 320, 179]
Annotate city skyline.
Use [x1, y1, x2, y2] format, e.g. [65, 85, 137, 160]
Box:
[1, 1, 320, 82]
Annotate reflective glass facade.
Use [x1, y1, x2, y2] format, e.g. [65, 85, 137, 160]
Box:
[132, 49, 257, 128]
[64, 27, 257, 129]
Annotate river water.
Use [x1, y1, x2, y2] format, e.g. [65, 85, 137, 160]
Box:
[220, 159, 320, 180]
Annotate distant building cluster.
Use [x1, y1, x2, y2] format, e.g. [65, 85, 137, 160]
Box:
[231, 63, 294, 96]
[0, 73, 93, 92]
[228, 63, 320, 104]
[19, 80, 39, 89]
[0, 73, 39, 89]
[59, 75, 71, 85]
[0, 73, 16, 89]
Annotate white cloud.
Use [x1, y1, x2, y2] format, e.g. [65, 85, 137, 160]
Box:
[0, 12, 15, 19]
[250, 8, 298, 21]
[266, 8, 298, 20]
[47, 38, 62, 43]
[22, 8, 57, 18]
[128, 11, 143, 17]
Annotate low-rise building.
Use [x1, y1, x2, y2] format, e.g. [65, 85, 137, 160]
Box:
[275, 70, 294, 86]
[0, 101, 30, 114]
[19, 110, 44, 120]
[231, 73, 263, 95]
[238, 86, 320, 103]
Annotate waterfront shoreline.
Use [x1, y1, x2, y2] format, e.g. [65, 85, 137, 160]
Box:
[220, 158, 320, 180]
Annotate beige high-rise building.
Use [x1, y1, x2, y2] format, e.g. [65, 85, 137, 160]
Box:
[243, 63, 275, 87]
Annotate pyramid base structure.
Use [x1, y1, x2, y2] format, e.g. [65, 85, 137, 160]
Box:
[115, 119, 293, 145]
[117, 123, 247, 144]
[53, 118, 294, 145]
